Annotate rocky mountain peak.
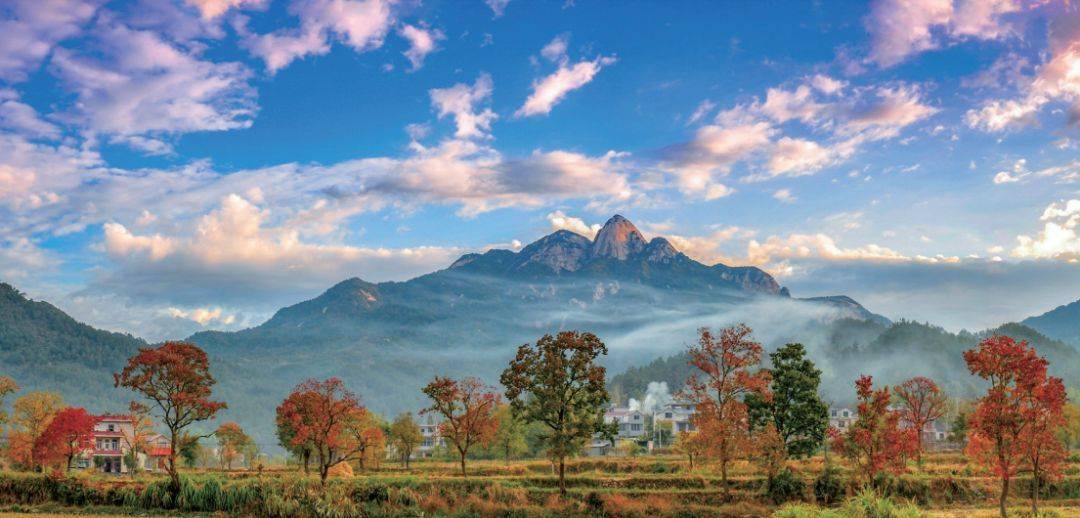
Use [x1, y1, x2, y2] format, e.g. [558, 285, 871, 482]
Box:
[591, 214, 647, 260]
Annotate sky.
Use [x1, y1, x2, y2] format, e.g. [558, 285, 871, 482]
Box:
[0, 0, 1077, 341]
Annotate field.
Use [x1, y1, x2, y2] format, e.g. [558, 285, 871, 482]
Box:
[0, 452, 1077, 517]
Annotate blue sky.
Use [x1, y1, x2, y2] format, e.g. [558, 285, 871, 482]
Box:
[0, 0, 1077, 340]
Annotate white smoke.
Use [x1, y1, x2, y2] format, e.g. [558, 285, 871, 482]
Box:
[627, 381, 672, 415]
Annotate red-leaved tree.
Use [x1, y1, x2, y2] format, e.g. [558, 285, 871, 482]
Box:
[964, 335, 1068, 517]
[276, 377, 370, 483]
[33, 407, 97, 471]
[683, 324, 771, 491]
[894, 376, 948, 466]
[830, 375, 918, 485]
[422, 376, 500, 477]
[115, 341, 226, 494]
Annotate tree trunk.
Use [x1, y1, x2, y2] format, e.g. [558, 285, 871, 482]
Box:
[302, 451, 310, 474]
[320, 465, 328, 484]
[720, 458, 729, 493]
[687, 453, 694, 471]
[168, 430, 180, 498]
[558, 457, 566, 495]
[999, 476, 1009, 518]
[1032, 465, 1040, 516]
[459, 451, 467, 477]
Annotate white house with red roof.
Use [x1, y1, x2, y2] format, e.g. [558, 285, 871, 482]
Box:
[79, 414, 171, 474]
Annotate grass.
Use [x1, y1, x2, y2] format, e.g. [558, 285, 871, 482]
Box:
[0, 453, 1075, 516]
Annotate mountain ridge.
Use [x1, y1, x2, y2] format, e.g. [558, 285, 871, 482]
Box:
[1022, 299, 1080, 347]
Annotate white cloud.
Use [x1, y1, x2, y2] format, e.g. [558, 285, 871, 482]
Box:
[773, 189, 796, 203]
[484, 0, 510, 17]
[97, 194, 467, 305]
[687, 99, 716, 125]
[810, 74, 846, 95]
[0, 89, 60, 139]
[765, 137, 836, 177]
[992, 159, 1079, 185]
[399, 24, 444, 71]
[239, 0, 395, 73]
[50, 19, 256, 148]
[747, 233, 909, 265]
[184, 0, 262, 20]
[540, 34, 569, 63]
[0, 0, 102, 82]
[1012, 199, 1080, 262]
[966, 14, 1079, 131]
[429, 73, 498, 139]
[865, 0, 1025, 68]
[516, 49, 616, 117]
[167, 306, 236, 326]
[0, 237, 56, 280]
[760, 85, 827, 125]
[546, 210, 601, 239]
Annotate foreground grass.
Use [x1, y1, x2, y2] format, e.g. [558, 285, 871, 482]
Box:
[0, 453, 1075, 516]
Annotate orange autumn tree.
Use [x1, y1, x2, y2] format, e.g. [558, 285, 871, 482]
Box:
[683, 324, 770, 490]
[830, 375, 918, 486]
[964, 335, 1068, 518]
[276, 377, 371, 483]
[422, 376, 500, 477]
[115, 342, 226, 494]
[350, 410, 386, 471]
[894, 376, 948, 466]
[214, 422, 251, 470]
[33, 407, 97, 471]
[8, 391, 64, 470]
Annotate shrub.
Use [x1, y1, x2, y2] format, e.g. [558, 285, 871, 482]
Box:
[768, 468, 806, 504]
[813, 466, 845, 506]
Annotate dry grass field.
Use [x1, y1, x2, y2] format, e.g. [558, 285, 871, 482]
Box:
[0, 452, 1076, 517]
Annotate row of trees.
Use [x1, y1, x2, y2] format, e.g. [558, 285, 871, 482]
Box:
[2, 325, 1073, 516]
[667, 323, 1070, 518]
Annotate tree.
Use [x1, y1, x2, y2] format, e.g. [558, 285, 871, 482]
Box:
[422, 376, 500, 476]
[747, 343, 828, 458]
[8, 391, 63, 470]
[830, 375, 917, 485]
[964, 335, 1068, 518]
[389, 413, 422, 469]
[276, 411, 313, 473]
[674, 430, 707, 470]
[753, 422, 787, 485]
[490, 404, 528, 463]
[214, 422, 251, 470]
[0, 376, 18, 433]
[683, 324, 770, 490]
[500, 331, 615, 494]
[121, 402, 155, 478]
[275, 378, 370, 483]
[894, 376, 948, 466]
[178, 434, 201, 468]
[33, 407, 97, 471]
[114, 341, 226, 494]
[351, 411, 386, 471]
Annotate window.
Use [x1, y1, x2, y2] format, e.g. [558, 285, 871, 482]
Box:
[107, 424, 115, 432]
[665, 412, 672, 418]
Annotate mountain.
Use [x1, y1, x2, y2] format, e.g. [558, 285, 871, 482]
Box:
[0, 282, 146, 405]
[0, 215, 901, 450]
[1023, 299, 1080, 347]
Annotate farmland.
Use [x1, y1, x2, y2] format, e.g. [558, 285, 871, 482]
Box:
[1, 452, 1077, 517]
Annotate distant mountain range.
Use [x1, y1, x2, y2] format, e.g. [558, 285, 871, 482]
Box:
[1, 215, 1076, 449]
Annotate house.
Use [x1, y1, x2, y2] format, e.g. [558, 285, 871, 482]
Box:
[81, 414, 170, 474]
[828, 407, 857, 431]
[604, 407, 646, 439]
[416, 413, 445, 458]
[654, 402, 696, 434]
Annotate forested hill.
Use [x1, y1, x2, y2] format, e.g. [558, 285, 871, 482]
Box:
[1023, 299, 1080, 347]
[0, 282, 146, 409]
[608, 319, 1080, 405]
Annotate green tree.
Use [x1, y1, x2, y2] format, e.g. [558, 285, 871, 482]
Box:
[747, 343, 828, 458]
[388, 413, 422, 469]
[500, 331, 616, 494]
[490, 403, 528, 462]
